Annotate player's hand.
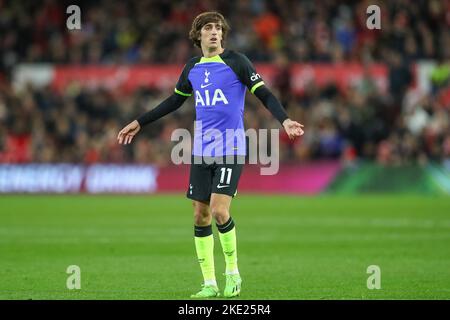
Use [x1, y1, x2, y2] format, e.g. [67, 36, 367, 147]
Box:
[282, 119, 304, 140]
[117, 120, 141, 145]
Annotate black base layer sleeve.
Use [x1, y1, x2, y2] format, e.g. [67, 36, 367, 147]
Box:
[253, 86, 289, 125]
[136, 93, 188, 127]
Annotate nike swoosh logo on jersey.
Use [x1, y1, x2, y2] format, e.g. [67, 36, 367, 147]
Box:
[200, 83, 212, 88]
[217, 184, 229, 189]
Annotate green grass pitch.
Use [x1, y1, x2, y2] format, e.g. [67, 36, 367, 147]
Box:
[1, 194, 449, 299]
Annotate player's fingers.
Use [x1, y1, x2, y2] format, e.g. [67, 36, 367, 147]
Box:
[292, 128, 303, 137]
[122, 132, 129, 144]
[118, 129, 129, 143]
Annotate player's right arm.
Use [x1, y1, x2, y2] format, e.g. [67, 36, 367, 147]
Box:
[117, 93, 188, 144]
[117, 59, 196, 145]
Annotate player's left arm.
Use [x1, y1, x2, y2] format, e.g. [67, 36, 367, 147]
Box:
[234, 52, 304, 140]
[253, 86, 304, 140]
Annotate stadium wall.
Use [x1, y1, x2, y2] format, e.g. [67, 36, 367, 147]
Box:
[326, 162, 450, 195]
[0, 162, 340, 194]
[1, 162, 449, 195]
[13, 63, 388, 94]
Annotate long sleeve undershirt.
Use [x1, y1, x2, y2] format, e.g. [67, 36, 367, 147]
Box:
[136, 93, 187, 127]
[136, 86, 288, 127]
[253, 86, 289, 125]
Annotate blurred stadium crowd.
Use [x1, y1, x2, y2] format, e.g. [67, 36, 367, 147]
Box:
[0, 0, 449, 165]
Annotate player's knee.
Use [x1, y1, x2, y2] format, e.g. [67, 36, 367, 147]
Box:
[193, 201, 211, 225]
[194, 213, 211, 226]
[210, 205, 229, 224]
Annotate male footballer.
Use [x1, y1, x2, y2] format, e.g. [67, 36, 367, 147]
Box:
[117, 11, 304, 298]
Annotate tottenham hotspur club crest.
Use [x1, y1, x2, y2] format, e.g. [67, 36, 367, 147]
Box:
[200, 70, 212, 89]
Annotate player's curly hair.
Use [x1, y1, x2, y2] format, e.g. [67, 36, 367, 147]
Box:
[189, 12, 230, 48]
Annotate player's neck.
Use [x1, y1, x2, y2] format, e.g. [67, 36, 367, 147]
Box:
[201, 46, 224, 58]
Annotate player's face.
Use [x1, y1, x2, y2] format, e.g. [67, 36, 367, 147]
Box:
[199, 22, 223, 50]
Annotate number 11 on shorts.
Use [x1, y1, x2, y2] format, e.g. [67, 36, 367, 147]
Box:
[220, 168, 232, 184]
